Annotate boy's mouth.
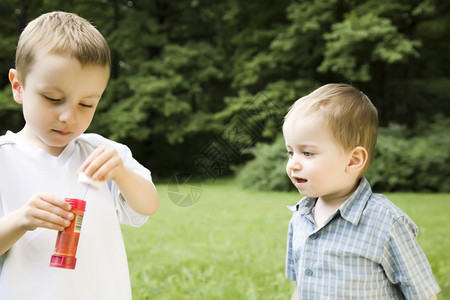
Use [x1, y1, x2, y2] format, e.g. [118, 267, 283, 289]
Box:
[292, 176, 307, 188]
[53, 129, 71, 136]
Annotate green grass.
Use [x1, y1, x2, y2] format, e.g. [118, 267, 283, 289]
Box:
[122, 179, 450, 299]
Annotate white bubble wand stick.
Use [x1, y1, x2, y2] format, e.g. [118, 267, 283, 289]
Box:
[78, 172, 104, 199]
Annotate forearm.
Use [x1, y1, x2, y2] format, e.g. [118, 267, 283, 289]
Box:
[115, 168, 159, 216]
[0, 210, 27, 255]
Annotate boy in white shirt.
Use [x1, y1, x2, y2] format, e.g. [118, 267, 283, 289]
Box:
[283, 84, 440, 299]
[0, 11, 158, 299]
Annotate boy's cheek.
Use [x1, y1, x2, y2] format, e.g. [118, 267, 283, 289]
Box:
[286, 165, 294, 180]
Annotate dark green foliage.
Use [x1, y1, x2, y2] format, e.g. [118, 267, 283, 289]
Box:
[0, 86, 23, 133]
[365, 124, 414, 190]
[0, 0, 449, 180]
[366, 117, 450, 192]
[235, 135, 293, 191]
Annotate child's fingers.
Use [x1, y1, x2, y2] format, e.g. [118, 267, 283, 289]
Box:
[21, 193, 74, 231]
[35, 193, 73, 219]
[90, 153, 122, 181]
[25, 206, 71, 231]
[79, 146, 109, 175]
[78, 146, 107, 174]
[37, 192, 71, 211]
[81, 146, 123, 181]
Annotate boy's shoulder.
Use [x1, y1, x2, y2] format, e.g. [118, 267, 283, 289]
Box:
[0, 131, 15, 146]
[366, 192, 408, 219]
[360, 185, 418, 234]
[74, 133, 132, 158]
[342, 178, 416, 229]
[74, 133, 123, 149]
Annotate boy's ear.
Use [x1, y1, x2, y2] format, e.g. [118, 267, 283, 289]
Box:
[346, 146, 368, 174]
[9, 69, 23, 104]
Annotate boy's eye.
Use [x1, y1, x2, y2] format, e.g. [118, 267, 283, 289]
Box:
[303, 152, 313, 157]
[286, 151, 293, 158]
[44, 95, 61, 102]
[79, 103, 94, 108]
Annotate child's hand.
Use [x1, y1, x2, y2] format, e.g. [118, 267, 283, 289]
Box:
[18, 192, 73, 232]
[78, 146, 125, 182]
[78, 146, 159, 216]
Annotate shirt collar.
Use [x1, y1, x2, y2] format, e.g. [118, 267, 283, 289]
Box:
[338, 178, 372, 226]
[287, 196, 316, 215]
[287, 178, 372, 226]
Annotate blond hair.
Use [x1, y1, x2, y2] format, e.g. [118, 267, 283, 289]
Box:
[284, 83, 378, 175]
[15, 11, 110, 85]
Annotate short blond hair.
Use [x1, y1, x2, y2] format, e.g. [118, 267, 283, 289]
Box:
[284, 83, 378, 175]
[15, 11, 111, 85]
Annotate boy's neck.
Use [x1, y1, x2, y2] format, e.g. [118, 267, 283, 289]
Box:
[314, 179, 360, 227]
[16, 127, 68, 156]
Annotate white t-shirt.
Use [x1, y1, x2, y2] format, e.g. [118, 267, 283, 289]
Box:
[0, 131, 151, 299]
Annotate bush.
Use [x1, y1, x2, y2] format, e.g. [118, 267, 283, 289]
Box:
[235, 135, 293, 191]
[237, 117, 450, 192]
[366, 116, 450, 192]
[365, 124, 415, 191]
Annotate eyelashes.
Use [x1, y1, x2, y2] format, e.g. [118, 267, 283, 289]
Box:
[43, 95, 94, 108]
[285, 151, 314, 158]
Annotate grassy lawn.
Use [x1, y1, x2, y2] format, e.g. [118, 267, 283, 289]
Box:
[122, 179, 450, 299]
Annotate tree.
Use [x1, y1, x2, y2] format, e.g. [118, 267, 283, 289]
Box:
[0, 0, 448, 177]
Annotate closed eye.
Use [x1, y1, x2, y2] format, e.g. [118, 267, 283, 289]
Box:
[44, 95, 61, 102]
[79, 103, 94, 108]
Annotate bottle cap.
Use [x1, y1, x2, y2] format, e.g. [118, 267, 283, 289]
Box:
[77, 172, 103, 190]
[50, 254, 77, 269]
[65, 198, 86, 211]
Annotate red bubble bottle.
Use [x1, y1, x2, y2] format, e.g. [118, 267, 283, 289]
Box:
[50, 198, 86, 269]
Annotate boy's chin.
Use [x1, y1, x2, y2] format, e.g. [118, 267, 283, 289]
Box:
[296, 188, 318, 198]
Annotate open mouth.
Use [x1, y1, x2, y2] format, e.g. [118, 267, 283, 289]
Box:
[292, 176, 307, 188]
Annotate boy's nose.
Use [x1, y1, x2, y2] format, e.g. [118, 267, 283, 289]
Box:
[59, 107, 76, 124]
[287, 157, 302, 171]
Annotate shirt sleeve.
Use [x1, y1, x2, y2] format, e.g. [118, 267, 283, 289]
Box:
[286, 219, 297, 281]
[0, 194, 4, 273]
[381, 216, 440, 299]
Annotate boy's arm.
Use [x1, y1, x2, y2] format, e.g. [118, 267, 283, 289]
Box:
[113, 167, 159, 216]
[0, 193, 73, 255]
[381, 216, 441, 299]
[79, 145, 158, 216]
[429, 296, 437, 300]
[0, 211, 28, 255]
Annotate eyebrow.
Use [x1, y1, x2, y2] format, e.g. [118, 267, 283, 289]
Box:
[81, 94, 102, 100]
[38, 85, 102, 100]
[37, 84, 64, 93]
[286, 143, 319, 149]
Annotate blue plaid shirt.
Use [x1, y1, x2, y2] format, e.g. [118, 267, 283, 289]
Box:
[286, 178, 440, 299]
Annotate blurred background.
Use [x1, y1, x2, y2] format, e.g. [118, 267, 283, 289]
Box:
[0, 0, 448, 191]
